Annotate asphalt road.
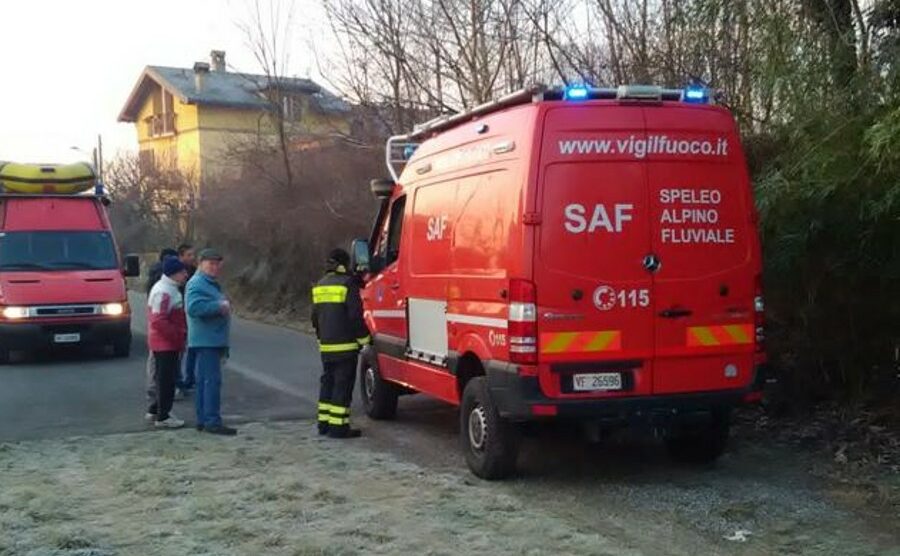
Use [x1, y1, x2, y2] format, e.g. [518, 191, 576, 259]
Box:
[0, 292, 456, 453]
[0, 292, 315, 442]
[0, 292, 897, 554]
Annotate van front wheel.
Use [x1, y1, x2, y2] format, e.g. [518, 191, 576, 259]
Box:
[358, 353, 398, 420]
[460, 377, 519, 480]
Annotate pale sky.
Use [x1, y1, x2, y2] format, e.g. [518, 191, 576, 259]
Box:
[0, 0, 325, 165]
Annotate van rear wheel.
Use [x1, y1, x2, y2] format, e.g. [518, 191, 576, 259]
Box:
[460, 377, 519, 480]
[666, 409, 731, 464]
[358, 352, 398, 420]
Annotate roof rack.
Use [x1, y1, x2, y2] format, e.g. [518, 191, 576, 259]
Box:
[384, 83, 705, 182]
[385, 85, 551, 182]
[0, 192, 110, 205]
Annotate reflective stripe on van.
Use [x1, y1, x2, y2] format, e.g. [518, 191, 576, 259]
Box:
[686, 324, 753, 347]
[540, 330, 622, 354]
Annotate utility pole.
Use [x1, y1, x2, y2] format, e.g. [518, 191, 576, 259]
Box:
[97, 134, 103, 184]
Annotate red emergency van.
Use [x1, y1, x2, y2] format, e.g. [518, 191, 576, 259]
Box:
[0, 190, 139, 363]
[351, 85, 766, 479]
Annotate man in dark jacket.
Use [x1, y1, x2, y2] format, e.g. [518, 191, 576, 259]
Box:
[312, 248, 370, 439]
[146, 248, 178, 295]
[175, 243, 198, 397]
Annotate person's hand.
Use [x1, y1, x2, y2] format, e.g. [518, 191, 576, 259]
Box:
[220, 300, 231, 315]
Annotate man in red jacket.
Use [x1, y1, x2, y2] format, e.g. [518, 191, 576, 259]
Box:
[146, 257, 189, 429]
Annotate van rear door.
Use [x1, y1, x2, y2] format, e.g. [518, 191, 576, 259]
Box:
[643, 105, 758, 394]
[534, 105, 655, 398]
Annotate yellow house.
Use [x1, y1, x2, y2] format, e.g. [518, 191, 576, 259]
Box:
[118, 50, 352, 188]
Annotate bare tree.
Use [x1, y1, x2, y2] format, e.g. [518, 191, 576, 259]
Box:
[320, 0, 556, 135]
[105, 153, 196, 249]
[237, 0, 298, 190]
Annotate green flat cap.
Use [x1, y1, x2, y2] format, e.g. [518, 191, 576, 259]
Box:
[199, 248, 224, 261]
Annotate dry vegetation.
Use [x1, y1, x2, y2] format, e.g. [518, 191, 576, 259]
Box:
[0, 422, 638, 556]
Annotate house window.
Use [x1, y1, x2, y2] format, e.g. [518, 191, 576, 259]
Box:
[152, 89, 162, 114]
[163, 91, 174, 115]
[282, 95, 303, 121]
[146, 89, 176, 137]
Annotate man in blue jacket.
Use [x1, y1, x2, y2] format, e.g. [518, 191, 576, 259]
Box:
[185, 248, 236, 436]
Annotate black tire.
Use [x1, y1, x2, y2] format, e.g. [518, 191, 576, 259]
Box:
[460, 376, 519, 480]
[0, 348, 9, 365]
[666, 409, 731, 464]
[358, 350, 398, 420]
[112, 333, 132, 358]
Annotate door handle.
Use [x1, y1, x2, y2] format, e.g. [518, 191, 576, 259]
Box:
[389, 282, 400, 290]
[643, 254, 662, 273]
[659, 308, 693, 318]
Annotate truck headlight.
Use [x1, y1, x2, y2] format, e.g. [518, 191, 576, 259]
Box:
[2, 306, 28, 319]
[100, 302, 126, 316]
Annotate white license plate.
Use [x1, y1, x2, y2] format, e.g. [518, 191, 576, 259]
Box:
[53, 333, 81, 344]
[573, 372, 622, 392]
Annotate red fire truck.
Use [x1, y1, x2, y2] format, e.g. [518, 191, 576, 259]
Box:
[351, 84, 766, 479]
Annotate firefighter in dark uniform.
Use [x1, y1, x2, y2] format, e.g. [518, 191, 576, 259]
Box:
[312, 248, 370, 439]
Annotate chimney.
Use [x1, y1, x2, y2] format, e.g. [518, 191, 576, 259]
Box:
[193, 62, 210, 92]
[210, 50, 226, 72]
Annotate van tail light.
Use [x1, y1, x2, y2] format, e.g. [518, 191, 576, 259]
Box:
[508, 279, 538, 365]
[754, 274, 765, 354]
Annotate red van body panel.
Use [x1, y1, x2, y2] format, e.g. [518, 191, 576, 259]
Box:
[1, 269, 126, 306]
[2, 197, 106, 231]
[363, 96, 763, 420]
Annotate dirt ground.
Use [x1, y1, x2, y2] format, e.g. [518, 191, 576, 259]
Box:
[1, 417, 899, 556]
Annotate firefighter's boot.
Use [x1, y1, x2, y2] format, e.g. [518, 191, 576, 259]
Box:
[329, 425, 362, 439]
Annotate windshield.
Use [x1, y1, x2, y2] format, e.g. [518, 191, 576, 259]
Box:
[0, 231, 118, 271]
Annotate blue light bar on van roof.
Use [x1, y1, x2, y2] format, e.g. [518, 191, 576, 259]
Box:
[683, 86, 709, 103]
[564, 85, 590, 100]
[403, 144, 418, 159]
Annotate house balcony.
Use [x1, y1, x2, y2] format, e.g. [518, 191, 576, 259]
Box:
[145, 113, 177, 138]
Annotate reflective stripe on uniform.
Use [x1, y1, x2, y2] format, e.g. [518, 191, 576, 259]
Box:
[328, 405, 351, 425]
[319, 341, 360, 353]
[357, 335, 371, 346]
[312, 285, 348, 304]
[318, 402, 334, 422]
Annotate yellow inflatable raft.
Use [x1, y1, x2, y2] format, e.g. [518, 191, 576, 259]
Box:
[0, 161, 96, 194]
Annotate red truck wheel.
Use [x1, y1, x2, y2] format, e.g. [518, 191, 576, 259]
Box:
[358, 350, 398, 420]
[460, 377, 519, 480]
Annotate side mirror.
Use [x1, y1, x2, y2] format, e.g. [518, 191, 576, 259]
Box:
[123, 254, 141, 278]
[370, 179, 396, 200]
[350, 238, 370, 274]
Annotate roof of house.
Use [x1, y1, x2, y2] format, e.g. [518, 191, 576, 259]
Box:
[118, 65, 350, 122]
